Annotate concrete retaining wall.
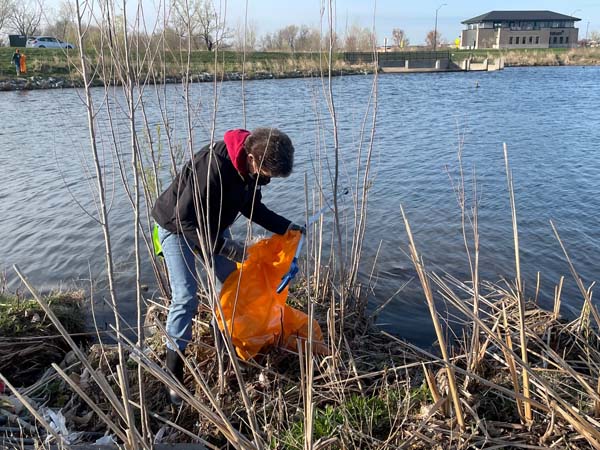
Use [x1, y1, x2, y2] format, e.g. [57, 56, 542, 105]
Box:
[383, 58, 450, 69]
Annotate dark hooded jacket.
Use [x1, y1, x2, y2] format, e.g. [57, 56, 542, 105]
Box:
[151, 129, 291, 253]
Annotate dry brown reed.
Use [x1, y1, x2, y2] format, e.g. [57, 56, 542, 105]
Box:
[5, 264, 600, 449]
[0, 290, 85, 386]
[490, 48, 600, 67]
[2, 2, 600, 450]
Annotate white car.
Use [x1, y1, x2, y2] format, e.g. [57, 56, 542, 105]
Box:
[26, 36, 75, 49]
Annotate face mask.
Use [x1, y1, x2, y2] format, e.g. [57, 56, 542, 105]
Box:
[249, 173, 271, 186]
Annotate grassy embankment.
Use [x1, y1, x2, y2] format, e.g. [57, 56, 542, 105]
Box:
[451, 46, 600, 66]
[1, 47, 599, 84]
[0, 48, 364, 83]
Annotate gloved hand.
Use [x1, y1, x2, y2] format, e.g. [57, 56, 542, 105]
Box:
[219, 238, 247, 263]
[287, 222, 306, 235]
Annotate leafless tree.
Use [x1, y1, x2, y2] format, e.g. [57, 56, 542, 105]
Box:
[260, 24, 322, 52]
[425, 29, 443, 49]
[43, 0, 76, 41]
[0, 0, 14, 34]
[392, 28, 409, 49]
[170, 0, 229, 50]
[260, 31, 284, 51]
[196, 0, 222, 50]
[278, 24, 299, 52]
[170, 0, 195, 43]
[344, 33, 358, 52]
[231, 18, 257, 51]
[322, 29, 340, 50]
[9, 0, 44, 36]
[259, 32, 273, 50]
[343, 23, 376, 52]
[295, 25, 320, 51]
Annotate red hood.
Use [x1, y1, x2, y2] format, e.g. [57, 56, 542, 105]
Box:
[224, 129, 251, 175]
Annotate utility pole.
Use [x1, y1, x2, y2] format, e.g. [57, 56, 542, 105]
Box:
[434, 3, 447, 51]
[586, 21, 590, 40]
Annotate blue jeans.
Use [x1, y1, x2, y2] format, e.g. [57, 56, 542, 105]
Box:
[157, 225, 236, 351]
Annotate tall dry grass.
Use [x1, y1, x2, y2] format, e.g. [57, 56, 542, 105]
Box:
[1, 2, 600, 450]
[477, 48, 600, 67]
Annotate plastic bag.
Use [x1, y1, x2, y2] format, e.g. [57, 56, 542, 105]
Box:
[216, 230, 326, 360]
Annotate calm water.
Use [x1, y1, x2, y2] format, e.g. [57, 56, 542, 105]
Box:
[1, 66, 599, 345]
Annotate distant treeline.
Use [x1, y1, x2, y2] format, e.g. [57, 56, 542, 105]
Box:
[0, 0, 455, 52]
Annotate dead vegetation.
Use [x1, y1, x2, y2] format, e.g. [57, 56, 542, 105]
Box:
[2, 269, 600, 449]
[1, 1, 598, 449]
[0, 291, 86, 387]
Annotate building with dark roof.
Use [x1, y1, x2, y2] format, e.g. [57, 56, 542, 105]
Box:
[460, 11, 580, 49]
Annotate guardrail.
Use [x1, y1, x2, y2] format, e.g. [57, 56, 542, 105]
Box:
[344, 51, 451, 65]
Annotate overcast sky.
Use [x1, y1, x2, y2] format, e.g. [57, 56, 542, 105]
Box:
[44, 0, 600, 45]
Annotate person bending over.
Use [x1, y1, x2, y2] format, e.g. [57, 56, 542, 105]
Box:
[152, 127, 303, 404]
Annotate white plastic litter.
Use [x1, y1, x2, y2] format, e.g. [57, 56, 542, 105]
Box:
[41, 407, 83, 444]
[154, 425, 167, 444]
[95, 434, 117, 445]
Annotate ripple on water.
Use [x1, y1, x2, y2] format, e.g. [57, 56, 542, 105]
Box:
[1, 66, 599, 346]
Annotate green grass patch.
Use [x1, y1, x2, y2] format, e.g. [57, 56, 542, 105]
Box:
[0, 47, 348, 82]
[278, 386, 425, 449]
[0, 47, 79, 78]
[0, 290, 87, 386]
[0, 291, 85, 337]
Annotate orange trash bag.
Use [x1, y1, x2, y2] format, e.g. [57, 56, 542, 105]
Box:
[216, 230, 326, 360]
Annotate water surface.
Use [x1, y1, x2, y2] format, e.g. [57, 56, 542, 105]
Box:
[1, 66, 598, 345]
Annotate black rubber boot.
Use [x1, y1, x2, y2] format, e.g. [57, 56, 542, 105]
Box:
[165, 348, 184, 405]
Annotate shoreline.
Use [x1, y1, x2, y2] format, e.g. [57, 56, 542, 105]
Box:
[2, 276, 599, 448]
[1, 60, 599, 91]
[0, 67, 373, 92]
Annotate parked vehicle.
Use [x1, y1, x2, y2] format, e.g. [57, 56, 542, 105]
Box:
[26, 36, 75, 49]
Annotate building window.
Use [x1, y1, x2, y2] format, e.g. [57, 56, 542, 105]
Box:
[529, 36, 533, 44]
[559, 36, 564, 44]
[553, 36, 558, 44]
[509, 37, 513, 44]
[515, 36, 519, 44]
[536, 36, 540, 44]
[565, 36, 569, 44]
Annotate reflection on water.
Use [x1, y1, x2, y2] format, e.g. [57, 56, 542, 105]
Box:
[1, 66, 599, 345]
